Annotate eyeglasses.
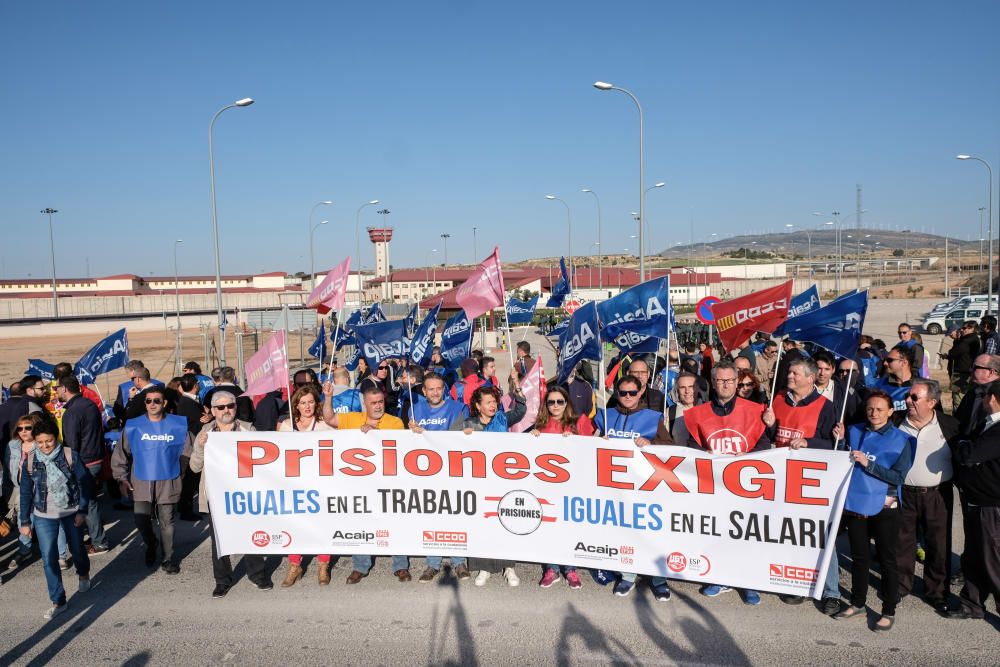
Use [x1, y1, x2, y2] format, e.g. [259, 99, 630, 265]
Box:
[31, 385, 45, 392]
[737, 383, 754, 389]
[897, 330, 910, 336]
[836, 369, 854, 375]
[886, 357, 903, 363]
[715, 378, 737, 385]
[906, 393, 924, 402]
[212, 403, 236, 411]
[546, 398, 566, 406]
[617, 389, 640, 397]
[145, 398, 163, 405]
[294, 381, 309, 387]
[973, 365, 998, 373]
[377, 366, 389, 371]
[16, 425, 32, 432]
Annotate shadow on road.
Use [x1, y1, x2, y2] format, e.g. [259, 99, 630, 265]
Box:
[426, 567, 477, 667]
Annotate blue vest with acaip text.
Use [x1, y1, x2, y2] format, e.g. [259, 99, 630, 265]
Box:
[125, 414, 187, 481]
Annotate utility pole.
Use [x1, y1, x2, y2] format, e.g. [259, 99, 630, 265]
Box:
[856, 184, 863, 230]
[441, 233, 451, 266]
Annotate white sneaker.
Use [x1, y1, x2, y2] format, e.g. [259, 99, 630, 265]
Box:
[503, 567, 520, 587]
[44, 604, 66, 620]
[474, 571, 491, 587]
[78, 577, 91, 593]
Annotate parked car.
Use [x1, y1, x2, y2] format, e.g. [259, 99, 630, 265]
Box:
[923, 306, 989, 335]
[928, 295, 997, 316]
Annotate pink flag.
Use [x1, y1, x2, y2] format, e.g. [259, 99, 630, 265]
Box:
[456, 246, 505, 320]
[242, 330, 289, 396]
[305, 257, 351, 315]
[508, 356, 546, 433]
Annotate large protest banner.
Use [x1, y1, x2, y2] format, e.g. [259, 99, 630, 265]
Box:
[206, 432, 851, 598]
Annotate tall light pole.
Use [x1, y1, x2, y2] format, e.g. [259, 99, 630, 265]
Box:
[308, 200, 333, 286]
[957, 155, 994, 314]
[440, 233, 451, 266]
[174, 239, 184, 375]
[310, 220, 329, 287]
[545, 195, 573, 296]
[594, 81, 645, 281]
[644, 181, 666, 269]
[472, 227, 478, 262]
[431, 248, 438, 292]
[581, 188, 602, 289]
[355, 199, 379, 307]
[979, 206, 986, 271]
[40, 208, 59, 317]
[208, 97, 254, 366]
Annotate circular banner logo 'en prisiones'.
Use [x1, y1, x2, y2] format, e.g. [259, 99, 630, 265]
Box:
[497, 490, 544, 535]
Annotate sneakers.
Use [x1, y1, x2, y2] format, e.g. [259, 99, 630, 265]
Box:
[14, 551, 32, 567]
[86, 544, 110, 556]
[419, 567, 439, 583]
[566, 570, 583, 589]
[613, 579, 635, 597]
[78, 577, 91, 593]
[44, 604, 67, 620]
[591, 569, 615, 586]
[212, 584, 230, 599]
[700, 584, 732, 597]
[822, 597, 842, 616]
[161, 561, 180, 575]
[474, 571, 491, 587]
[503, 567, 520, 587]
[779, 594, 804, 605]
[651, 582, 671, 601]
[454, 563, 471, 581]
[59, 556, 73, 571]
[253, 578, 274, 591]
[741, 589, 762, 606]
[539, 569, 561, 588]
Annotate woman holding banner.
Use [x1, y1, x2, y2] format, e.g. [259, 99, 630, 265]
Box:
[530, 385, 593, 590]
[279, 385, 333, 587]
[452, 383, 525, 587]
[834, 390, 913, 631]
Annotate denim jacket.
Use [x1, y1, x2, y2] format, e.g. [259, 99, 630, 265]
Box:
[18, 446, 91, 527]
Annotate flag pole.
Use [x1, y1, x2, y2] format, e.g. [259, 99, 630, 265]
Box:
[282, 329, 293, 410]
[833, 365, 854, 450]
[501, 298, 517, 374]
[598, 329, 608, 432]
[327, 308, 343, 377]
[768, 339, 784, 408]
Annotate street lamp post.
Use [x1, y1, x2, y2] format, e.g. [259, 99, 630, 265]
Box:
[643, 182, 666, 269]
[594, 81, 645, 281]
[208, 97, 254, 367]
[957, 155, 994, 315]
[308, 201, 333, 286]
[355, 200, 379, 308]
[441, 233, 451, 266]
[174, 239, 183, 375]
[545, 195, 573, 297]
[581, 188, 602, 289]
[472, 227, 478, 262]
[40, 208, 59, 317]
[979, 206, 986, 271]
[310, 220, 329, 288]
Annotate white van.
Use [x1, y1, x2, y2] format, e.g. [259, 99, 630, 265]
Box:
[922, 306, 989, 335]
[929, 295, 996, 315]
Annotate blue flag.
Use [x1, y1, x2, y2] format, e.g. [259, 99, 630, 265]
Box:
[335, 309, 363, 350]
[25, 358, 56, 381]
[344, 344, 362, 371]
[546, 257, 571, 308]
[506, 295, 539, 325]
[74, 329, 130, 382]
[546, 317, 570, 338]
[789, 285, 821, 318]
[775, 290, 868, 359]
[352, 318, 410, 367]
[364, 303, 387, 324]
[829, 289, 858, 304]
[403, 304, 419, 338]
[597, 277, 671, 351]
[1, 385, 9, 403]
[409, 303, 441, 367]
[308, 322, 327, 362]
[557, 301, 602, 383]
[440, 311, 473, 369]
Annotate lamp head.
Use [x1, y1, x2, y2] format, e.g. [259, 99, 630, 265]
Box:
[545, 195, 556, 200]
[235, 98, 254, 107]
[956, 155, 971, 160]
[593, 81, 613, 90]
[321, 200, 333, 205]
[581, 188, 592, 193]
[368, 200, 379, 205]
[320, 220, 329, 225]
[176, 239, 183, 244]
[654, 182, 665, 188]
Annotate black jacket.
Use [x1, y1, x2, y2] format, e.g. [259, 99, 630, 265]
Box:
[954, 420, 1000, 506]
[253, 390, 286, 431]
[175, 395, 206, 436]
[61, 394, 105, 465]
[0, 396, 31, 445]
[944, 333, 981, 377]
[955, 380, 999, 438]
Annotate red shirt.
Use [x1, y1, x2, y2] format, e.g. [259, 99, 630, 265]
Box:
[536, 415, 595, 436]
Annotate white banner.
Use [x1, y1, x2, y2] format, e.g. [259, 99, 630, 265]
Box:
[205, 431, 851, 598]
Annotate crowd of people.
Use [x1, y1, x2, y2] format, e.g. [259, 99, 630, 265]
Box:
[2, 320, 1000, 632]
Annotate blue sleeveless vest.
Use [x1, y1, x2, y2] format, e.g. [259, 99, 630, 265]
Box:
[845, 424, 912, 515]
[331, 389, 362, 414]
[413, 398, 466, 431]
[125, 414, 188, 481]
[595, 408, 660, 440]
[874, 379, 910, 413]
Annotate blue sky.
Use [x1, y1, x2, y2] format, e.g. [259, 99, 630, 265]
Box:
[2, 1, 998, 279]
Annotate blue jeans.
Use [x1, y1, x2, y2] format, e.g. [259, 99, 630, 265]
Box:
[544, 564, 576, 573]
[352, 555, 409, 573]
[823, 548, 840, 599]
[83, 463, 108, 548]
[427, 556, 466, 568]
[19, 514, 69, 558]
[621, 571, 667, 586]
[35, 514, 89, 605]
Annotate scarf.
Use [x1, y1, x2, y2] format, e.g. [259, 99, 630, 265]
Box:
[36, 446, 73, 510]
